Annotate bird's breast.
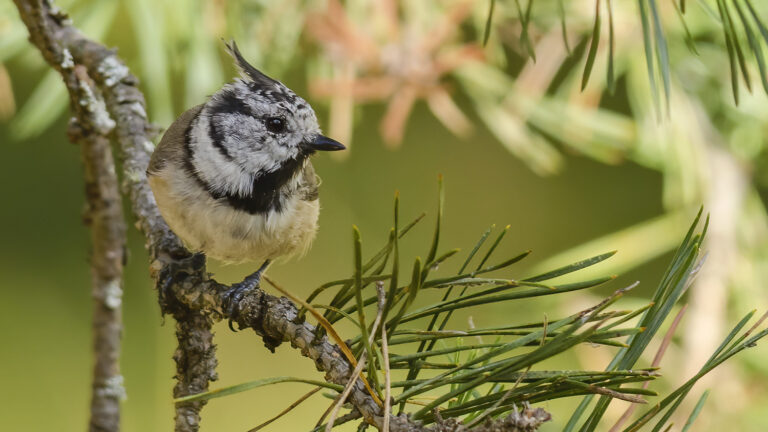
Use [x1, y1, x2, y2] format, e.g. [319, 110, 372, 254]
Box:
[149, 166, 320, 264]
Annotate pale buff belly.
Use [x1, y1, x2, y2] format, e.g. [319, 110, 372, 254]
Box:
[149, 172, 319, 264]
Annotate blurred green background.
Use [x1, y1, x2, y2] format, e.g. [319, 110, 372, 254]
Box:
[2, 1, 768, 431]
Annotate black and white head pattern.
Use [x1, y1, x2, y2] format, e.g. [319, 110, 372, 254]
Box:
[184, 41, 322, 214]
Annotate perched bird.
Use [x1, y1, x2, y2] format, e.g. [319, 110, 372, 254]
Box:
[148, 41, 345, 311]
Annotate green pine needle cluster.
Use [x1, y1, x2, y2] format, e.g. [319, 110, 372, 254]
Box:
[177, 182, 768, 431]
[487, 0, 768, 108]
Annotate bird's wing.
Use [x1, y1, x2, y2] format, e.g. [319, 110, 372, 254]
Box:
[148, 105, 204, 175]
[298, 162, 320, 201]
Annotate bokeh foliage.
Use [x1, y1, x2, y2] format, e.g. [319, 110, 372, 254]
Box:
[3, 0, 768, 281]
[3, 1, 768, 431]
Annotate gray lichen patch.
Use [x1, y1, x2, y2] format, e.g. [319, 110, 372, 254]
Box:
[95, 375, 127, 401]
[61, 48, 74, 69]
[103, 278, 123, 309]
[97, 55, 130, 88]
[143, 139, 155, 153]
[128, 101, 147, 119]
[77, 79, 116, 134]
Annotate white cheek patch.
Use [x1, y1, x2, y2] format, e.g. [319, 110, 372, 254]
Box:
[224, 127, 301, 177]
[190, 114, 256, 197]
[241, 141, 296, 175]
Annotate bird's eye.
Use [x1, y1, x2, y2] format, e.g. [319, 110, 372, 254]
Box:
[265, 116, 286, 133]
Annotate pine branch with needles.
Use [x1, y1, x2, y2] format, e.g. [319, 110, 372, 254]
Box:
[11, 1, 768, 431]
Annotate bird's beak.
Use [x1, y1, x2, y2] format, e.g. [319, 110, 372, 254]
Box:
[307, 135, 346, 151]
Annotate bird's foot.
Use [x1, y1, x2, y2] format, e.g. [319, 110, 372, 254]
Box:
[224, 277, 259, 331]
[224, 260, 271, 331]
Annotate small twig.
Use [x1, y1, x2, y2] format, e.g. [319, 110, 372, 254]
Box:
[11, 2, 128, 430]
[652, 304, 689, 368]
[315, 397, 338, 429]
[567, 380, 647, 404]
[741, 310, 768, 340]
[380, 287, 392, 432]
[80, 103, 127, 432]
[317, 411, 363, 430]
[465, 389, 514, 429]
[326, 285, 387, 431]
[172, 310, 218, 432]
[609, 304, 688, 432]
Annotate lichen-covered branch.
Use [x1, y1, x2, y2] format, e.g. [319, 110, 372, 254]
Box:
[11, 1, 214, 431]
[80, 123, 127, 432]
[11, 2, 127, 431]
[11, 1, 546, 431]
[77, 109, 127, 432]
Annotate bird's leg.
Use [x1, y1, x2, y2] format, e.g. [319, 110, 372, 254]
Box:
[225, 259, 271, 331]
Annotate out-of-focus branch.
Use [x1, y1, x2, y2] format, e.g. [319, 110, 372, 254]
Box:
[11, 2, 127, 431]
[11, 2, 216, 431]
[77, 101, 127, 432]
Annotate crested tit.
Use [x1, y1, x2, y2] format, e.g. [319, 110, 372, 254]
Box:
[148, 41, 344, 313]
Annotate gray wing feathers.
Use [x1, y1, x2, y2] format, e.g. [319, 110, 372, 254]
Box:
[148, 105, 204, 175]
[298, 163, 320, 201]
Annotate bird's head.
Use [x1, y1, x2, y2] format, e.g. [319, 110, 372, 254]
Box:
[201, 41, 344, 177]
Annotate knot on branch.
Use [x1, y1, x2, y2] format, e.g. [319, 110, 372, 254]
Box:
[388, 405, 553, 432]
[476, 406, 551, 432]
[222, 285, 271, 346]
[156, 253, 207, 311]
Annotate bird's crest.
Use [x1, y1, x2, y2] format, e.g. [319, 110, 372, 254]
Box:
[224, 40, 279, 89]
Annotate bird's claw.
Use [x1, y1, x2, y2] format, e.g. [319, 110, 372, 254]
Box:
[224, 260, 270, 331]
[225, 280, 257, 331]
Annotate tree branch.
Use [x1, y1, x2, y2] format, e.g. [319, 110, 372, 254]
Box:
[11, 2, 127, 430]
[78, 105, 127, 432]
[11, 2, 215, 431]
[12, 1, 549, 430]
